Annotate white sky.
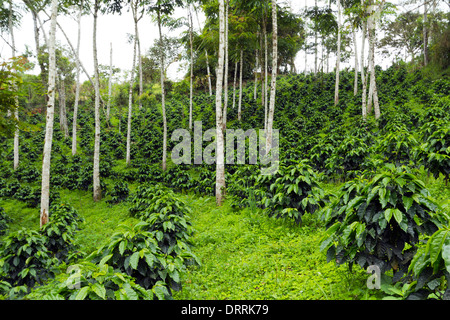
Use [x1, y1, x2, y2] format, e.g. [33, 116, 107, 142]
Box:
[0, 0, 434, 83]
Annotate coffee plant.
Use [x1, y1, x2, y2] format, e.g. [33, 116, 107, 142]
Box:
[321, 165, 447, 278]
[259, 161, 324, 224]
[25, 260, 169, 300]
[106, 181, 130, 205]
[89, 221, 194, 296]
[0, 229, 58, 289]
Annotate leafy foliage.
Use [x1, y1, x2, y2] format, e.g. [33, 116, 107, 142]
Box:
[0, 229, 57, 289]
[25, 261, 168, 300]
[40, 203, 84, 262]
[407, 226, 450, 300]
[321, 165, 446, 277]
[89, 221, 195, 296]
[106, 181, 130, 205]
[259, 162, 324, 224]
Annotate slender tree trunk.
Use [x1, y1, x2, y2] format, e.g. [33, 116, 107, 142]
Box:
[107, 42, 112, 121]
[260, 30, 265, 107]
[238, 49, 243, 121]
[157, 10, 167, 171]
[361, 17, 367, 119]
[304, 0, 307, 73]
[233, 60, 238, 109]
[8, 2, 19, 171]
[72, 0, 83, 156]
[367, 2, 380, 119]
[423, 0, 428, 66]
[40, 0, 58, 227]
[264, 14, 268, 129]
[205, 50, 213, 96]
[314, 0, 318, 74]
[59, 80, 68, 138]
[127, 23, 137, 166]
[353, 27, 358, 96]
[92, 0, 102, 202]
[189, 6, 194, 130]
[334, 0, 341, 106]
[136, 13, 143, 110]
[266, 0, 277, 152]
[223, 0, 229, 129]
[254, 47, 258, 100]
[215, 0, 226, 206]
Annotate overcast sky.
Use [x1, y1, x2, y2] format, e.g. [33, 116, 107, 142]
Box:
[0, 0, 429, 83]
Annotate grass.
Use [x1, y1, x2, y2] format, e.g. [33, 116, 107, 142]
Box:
[173, 193, 383, 300]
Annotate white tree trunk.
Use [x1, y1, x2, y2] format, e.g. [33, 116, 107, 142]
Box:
[223, 0, 229, 129]
[233, 60, 238, 109]
[189, 6, 194, 130]
[40, 0, 58, 227]
[423, 0, 428, 66]
[314, 0, 318, 74]
[266, 0, 277, 152]
[215, 0, 226, 206]
[157, 11, 167, 171]
[72, 0, 83, 156]
[361, 17, 367, 119]
[367, 2, 380, 119]
[59, 80, 68, 138]
[238, 49, 243, 121]
[353, 28, 358, 96]
[127, 27, 137, 166]
[136, 14, 143, 110]
[264, 16, 268, 129]
[9, 2, 19, 171]
[254, 47, 258, 100]
[334, 0, 341, 106]
[92, 0, 102, 202]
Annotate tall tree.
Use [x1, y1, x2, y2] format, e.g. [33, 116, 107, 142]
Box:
[215, 0, 226, 206]
[366, 0, 380, 119]
[188, 4, 194, 130]
[8, 1, 19, 171]
[334, 0, 341, 106]
[72, 0, 84, 156]
[266, 0, 277, 152]
[92, 0, 102, 202]
[40, 0, 58, 227]
[360, 0, 367, 119]
[423, 0, 428, 66]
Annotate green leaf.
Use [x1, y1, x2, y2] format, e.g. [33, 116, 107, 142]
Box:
[91, 283, 106, 300]
[429, 229, 449, 266]
[392, 209, 403, 224]
[99, 254, 113, 267]
[119, 240, 127, 255]
[441, 243, 450, 274]
[122, 283, 138, 300]
[402, 196, 413, 212]
[75, 286, 90, 300]
[130, 251, 140, 270]
[384, 208, 393, 223]
[379, 187, 388, 208]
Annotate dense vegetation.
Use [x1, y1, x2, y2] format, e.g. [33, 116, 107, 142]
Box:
[1, 60, 449, 299]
